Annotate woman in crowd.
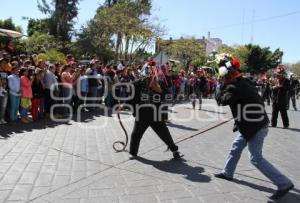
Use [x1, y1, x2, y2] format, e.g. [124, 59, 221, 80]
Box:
[19, 67, 33, 123]
[61, 64, 79, 117]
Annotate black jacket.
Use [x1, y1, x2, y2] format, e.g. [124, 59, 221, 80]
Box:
[272, 79, 290, 105]
[129, 78, 168, 122]
[216, 77, 269, 141]
[32, 80, 44, 98]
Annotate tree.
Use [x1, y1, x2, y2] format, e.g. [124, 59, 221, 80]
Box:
[0, 18, 22, 32]
[37, 49, 66, 64]
[242, 44, 283, 73]
[159, 37, 207, 70]
[26, 18, 51, 37]
[290, 62, 300, 76]
[37, 0, 80, 42]
[26, 32, 63, 54]
[76, 0, 160, 61]
[105, 0, 118, 7]
[74, 21, 114, 63]
[0, 18, 25, 54]
[217, 44, 283, 73]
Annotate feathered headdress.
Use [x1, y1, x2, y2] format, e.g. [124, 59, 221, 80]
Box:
[209, 53, 241, 77]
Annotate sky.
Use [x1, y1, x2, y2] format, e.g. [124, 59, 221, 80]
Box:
[0, 0, 300, 63]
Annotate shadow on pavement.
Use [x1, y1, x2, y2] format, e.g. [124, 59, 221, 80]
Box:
[285, 128, 300, 133]
[0, 108, 105, 138]
[134, 157, 211, 183]
[185, 107, 227, 115]
[166, 122, 198, 131]
[235, 179, 300, 203]
[234, 178, 275, 194]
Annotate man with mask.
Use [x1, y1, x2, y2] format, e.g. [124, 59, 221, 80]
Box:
[214, 54, 294, 201]
[271, 65, 290, 128]
[128, 65, 183, 160]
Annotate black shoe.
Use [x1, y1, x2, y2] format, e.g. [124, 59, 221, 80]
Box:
[269, 184, 294, 200]
[283, 125, 289, 129]
[172, 151, 184, 160]
[214, 173, 233, 181]
[129, 152, 137, 160]
[271, 124, 277, 127]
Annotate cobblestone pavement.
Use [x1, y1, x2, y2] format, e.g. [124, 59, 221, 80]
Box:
[0, 99, 299, 203]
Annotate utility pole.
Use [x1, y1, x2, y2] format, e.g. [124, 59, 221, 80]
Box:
[241, 8, 245, 44]
[250, 9, 255, 43]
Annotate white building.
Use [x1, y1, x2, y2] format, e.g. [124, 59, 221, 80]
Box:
[205, 32, 222, 55]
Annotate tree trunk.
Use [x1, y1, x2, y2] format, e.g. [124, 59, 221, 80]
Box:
[124, 36, 130, 61]
[115, 32, 122, 60]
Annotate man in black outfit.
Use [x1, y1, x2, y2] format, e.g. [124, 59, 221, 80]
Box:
[287, 74, 299, 111]
[128, 66, 183, 159]
[271, 65, 290, 128]
[214, 55, 293, 201]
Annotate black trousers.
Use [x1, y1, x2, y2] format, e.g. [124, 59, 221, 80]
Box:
[287, 94, 297, 109]
[130, 119, 178, 156]
[271, 104, 289, 127]
[44, 89, 54, 114]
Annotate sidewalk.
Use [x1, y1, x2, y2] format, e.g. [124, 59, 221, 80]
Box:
[0, 100, 299, 202]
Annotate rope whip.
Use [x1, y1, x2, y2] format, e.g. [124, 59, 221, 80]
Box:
[113, 102, 129, 152]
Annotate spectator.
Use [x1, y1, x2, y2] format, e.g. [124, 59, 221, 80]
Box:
[287, 74, 299, 111]
[271, 66, 290, 128]
[2, 53, 12, 74]
[78, 67, 89, 111]
[19, 67, 33, 123]
[0, 58, 8, 124]
[7, 62, 20, 122]
[44, 64, 58, 116]
[86, 60, 101, 107]
[31, 68, 44, 120]
[61, 64, 74, 116]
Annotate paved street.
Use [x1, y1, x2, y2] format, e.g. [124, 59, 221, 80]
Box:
[0, 99, 300, 203]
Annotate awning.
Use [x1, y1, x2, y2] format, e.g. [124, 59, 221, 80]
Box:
[0, 28, 23, 38]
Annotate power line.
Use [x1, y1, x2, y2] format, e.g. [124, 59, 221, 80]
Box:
[210, 10, 300, 30]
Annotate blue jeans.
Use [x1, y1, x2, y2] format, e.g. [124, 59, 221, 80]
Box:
[0, 93, 8, 120]
[9, 94, 20, 121]
[222, 127, 292, 189]
[20, 107, 28, 118]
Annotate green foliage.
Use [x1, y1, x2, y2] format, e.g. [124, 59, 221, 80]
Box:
[74, 21, 115, 63]
[242, 44, 283, 72]
[27, 18, 51, 37]
[290, 62, 300, 76]
[0, 18, 22, 32]
[76, 0, 159, 61]
[13, 39, 27, 55]
[38, 49, 66, 64]
[160, 37, 206, 69]
[37, 0, 80, 42]
[26, 32, 63, 54]
[0, 18, 25, 54]
[217, 44, 283, 73]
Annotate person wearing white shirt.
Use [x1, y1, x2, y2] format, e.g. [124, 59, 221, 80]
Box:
[43, 65, 58, 115]
[8, 63, 20, 121]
